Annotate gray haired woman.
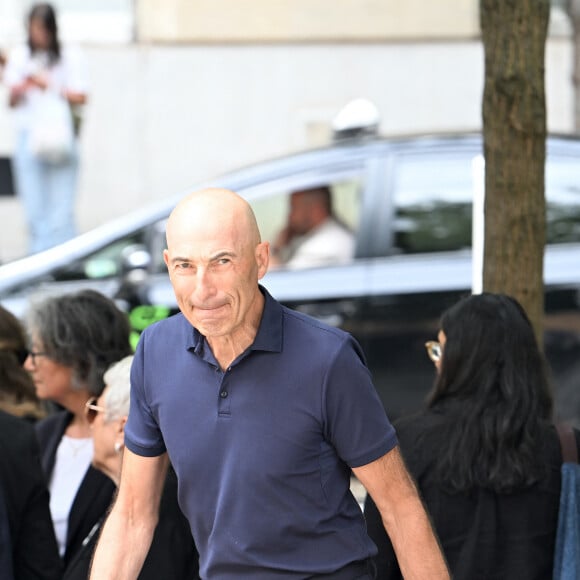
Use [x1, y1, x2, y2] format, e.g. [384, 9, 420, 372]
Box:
[25, 289, 132, 573]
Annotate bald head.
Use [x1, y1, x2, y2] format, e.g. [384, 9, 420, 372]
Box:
[166, 188, 261, 250]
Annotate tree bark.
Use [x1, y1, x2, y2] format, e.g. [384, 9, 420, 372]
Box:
[480, 0, 550, 346]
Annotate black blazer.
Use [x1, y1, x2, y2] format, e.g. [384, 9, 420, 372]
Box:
[35, 410, 116, 568]
[64, 467, 200, 580]
[0, 410, 62, 579]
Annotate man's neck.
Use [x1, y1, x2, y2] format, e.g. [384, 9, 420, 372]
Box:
[207, 291, 265, 370]
[207, 331, 253, 370]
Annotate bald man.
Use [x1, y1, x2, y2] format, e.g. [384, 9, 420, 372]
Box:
[90, 189, 449, 580]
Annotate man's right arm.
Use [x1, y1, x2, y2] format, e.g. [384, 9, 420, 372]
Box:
[89, 449, 169, 580]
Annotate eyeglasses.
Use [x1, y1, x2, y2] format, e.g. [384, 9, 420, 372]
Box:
[425, 341, 442, 363]
[85, 397, 107, 424]
[28, 350, 50, 366]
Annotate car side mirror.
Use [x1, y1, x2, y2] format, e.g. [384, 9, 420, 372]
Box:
[115, 244, 152, 309]
[120, 243, 151, 275]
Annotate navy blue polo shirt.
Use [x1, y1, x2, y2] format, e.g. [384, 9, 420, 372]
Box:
[125, 287, 397, 579]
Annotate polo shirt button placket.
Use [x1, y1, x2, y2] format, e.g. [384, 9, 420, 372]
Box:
[217, 372, 231, 416]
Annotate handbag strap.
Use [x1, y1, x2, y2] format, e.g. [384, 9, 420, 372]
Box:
[555, 423, 579, 464]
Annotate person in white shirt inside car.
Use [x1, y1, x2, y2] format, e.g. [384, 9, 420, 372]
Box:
[270, 186, 355, 269]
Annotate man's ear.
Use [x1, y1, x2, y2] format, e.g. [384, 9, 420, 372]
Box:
[256, 242, 270, 279]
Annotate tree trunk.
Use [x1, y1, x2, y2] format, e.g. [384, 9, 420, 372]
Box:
[480, 0, 550, 346]
[567, 0, 580, 131]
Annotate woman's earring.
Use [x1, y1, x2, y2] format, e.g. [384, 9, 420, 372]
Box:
[114, 441, 123, 453]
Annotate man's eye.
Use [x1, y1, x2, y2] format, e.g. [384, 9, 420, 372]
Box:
[176, 262, 192, 269]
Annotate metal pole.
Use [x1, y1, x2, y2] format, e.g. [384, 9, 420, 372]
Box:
[471, 154, 485, 294]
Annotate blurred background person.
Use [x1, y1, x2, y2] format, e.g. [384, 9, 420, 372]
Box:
[270, 186, 355, 269]
[25, 289, 132, 574]
[0, 409, 63, 579]
[364, 293, 580, 580]
[0, 304, 47, 421]
[64, 355, 199, 579]
[4, 2, 88, 254]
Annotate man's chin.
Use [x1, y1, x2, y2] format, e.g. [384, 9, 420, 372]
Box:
[188, 307, 231, 334]
[191, 318, 228, 338]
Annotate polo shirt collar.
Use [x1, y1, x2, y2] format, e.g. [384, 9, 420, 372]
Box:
[184, 285, 283, 357]
[251, 285, 283, 353]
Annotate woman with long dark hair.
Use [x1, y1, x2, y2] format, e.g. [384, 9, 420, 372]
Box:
[4, 3, 88, 254]
[0, 305, 47, 421]
[364, 293, 580, 579]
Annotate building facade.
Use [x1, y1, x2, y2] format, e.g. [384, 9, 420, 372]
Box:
[0, 0, 574, 261]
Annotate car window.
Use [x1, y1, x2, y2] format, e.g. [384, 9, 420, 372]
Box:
[546, 155, 580, 244]
[251, 174, 364, 268]
[252, 178, 361, 243]
[391, 145, 580, 254]
[49, 230, 146, 281]
[391, 152, 476, 254]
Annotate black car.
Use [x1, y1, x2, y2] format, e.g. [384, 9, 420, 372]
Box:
[1, 132, 579, 424]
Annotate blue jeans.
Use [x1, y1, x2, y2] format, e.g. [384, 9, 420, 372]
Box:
[12, 129, 78, 254]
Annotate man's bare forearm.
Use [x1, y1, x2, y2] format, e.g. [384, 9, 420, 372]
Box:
[354, 447, 449, 579]
[91, 451, 169, 579]
[381, 493, 449, 580]
[89, 504, 156, 580]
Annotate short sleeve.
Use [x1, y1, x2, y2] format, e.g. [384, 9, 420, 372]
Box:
[124, 332, 166, 457]
[322, 335, 397, 468]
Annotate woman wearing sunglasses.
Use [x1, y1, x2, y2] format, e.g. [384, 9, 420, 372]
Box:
[364, 292, 580, 580]
[63, 355, 199, 580]
[25, 289, 132, 575]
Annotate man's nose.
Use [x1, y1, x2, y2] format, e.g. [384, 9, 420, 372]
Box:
[193, 268, 216, 301]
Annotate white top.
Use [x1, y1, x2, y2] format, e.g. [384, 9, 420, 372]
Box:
[49, 435, 94, 557]
[284, 217, 356, 269]
[3, 44, 89, 130]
